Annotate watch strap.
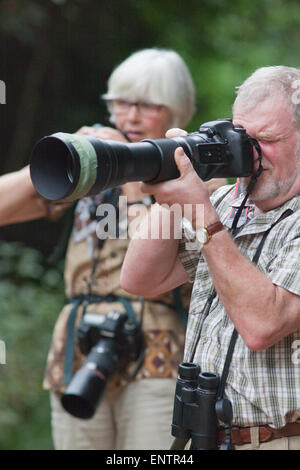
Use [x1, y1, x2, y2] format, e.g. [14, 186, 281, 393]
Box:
[206, 221, 224, 237]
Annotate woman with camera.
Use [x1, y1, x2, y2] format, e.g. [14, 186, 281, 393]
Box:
[41, 48, 199, 450]
[0, 47, 226, 450]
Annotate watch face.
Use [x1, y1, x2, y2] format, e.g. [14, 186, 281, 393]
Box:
[196, 228, 208, 244]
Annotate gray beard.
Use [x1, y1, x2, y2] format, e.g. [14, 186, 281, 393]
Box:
[239, 172, 297, 201]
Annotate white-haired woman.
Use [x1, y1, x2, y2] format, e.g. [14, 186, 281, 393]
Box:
[43, 48, 226, 450]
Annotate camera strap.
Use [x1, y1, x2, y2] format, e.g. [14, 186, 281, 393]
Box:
[231, 136, 263, 233]
[172, 287, 189, 327]
[177, 204, 294, 450]
[63, 186, 144, 386]
[188, 179, 293, 394]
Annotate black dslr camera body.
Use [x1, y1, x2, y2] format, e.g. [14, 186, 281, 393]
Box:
[61, 311, 143, 419]
[30, 119, 255, 202]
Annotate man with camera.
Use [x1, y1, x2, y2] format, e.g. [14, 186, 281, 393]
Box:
[121, 65, 300, 450]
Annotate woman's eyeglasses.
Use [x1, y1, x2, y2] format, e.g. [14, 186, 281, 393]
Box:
[106, 98, 165, 117]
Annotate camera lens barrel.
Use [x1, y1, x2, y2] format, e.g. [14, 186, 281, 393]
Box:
[61, 339, 119, 419]
[29, 120, 254, 203]
[61, 364, 106, 419]
[30, 133, 180, 202]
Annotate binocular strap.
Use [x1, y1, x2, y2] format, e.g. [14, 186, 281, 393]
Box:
[217, 207, 293, 400]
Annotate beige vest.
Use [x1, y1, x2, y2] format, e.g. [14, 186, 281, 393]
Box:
[44, 193, 191, 392]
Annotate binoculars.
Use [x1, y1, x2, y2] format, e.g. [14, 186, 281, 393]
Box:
[171, 362, 234, 450]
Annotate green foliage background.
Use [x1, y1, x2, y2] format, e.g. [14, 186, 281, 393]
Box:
[0, 242, 65, 449]
[1, 0, 300, 450]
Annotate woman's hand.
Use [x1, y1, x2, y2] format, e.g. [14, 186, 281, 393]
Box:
[76, 126, 128, 142]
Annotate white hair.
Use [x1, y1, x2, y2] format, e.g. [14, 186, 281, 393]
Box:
[233, 65, 300, 131]
[102, 48, 196, 128]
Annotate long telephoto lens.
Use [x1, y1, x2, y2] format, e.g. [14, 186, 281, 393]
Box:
[30, 132, 180, 202]
[30, 120, 254, 203]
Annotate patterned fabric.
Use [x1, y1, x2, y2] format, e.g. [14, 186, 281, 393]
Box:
[137, 330, 184, 379]
[179, 183, 300, 429]
[44, 192, 190, 392]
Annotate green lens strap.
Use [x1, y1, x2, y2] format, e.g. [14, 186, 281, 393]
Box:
[54, 132, 98, 202]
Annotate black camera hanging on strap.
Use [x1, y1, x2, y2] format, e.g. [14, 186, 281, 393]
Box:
[61, 185, 146, 416]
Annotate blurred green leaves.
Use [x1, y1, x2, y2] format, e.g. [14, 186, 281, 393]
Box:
[0, 241, 66, 449]
[128, 0, 300, 130]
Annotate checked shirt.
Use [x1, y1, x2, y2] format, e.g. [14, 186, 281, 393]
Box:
[179, 183, 300, 429]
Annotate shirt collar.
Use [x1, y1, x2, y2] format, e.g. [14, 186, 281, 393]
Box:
[224, 187, 300, 235]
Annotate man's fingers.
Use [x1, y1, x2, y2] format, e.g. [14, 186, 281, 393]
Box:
[141, 147, 193, 195]
[165, 128, 188, 138]
[174, 147, 193, 177]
